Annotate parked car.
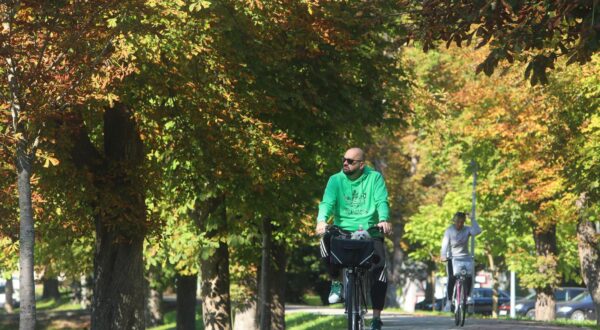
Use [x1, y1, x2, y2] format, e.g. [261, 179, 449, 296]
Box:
[499, 287, 586, 318]
[556, 291, 596, 321]
[467, 287, 510, 314]
[415, 297, 443, 311]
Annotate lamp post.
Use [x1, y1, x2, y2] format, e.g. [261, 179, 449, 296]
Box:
[510, 271, 516, 318]
[470, 160, 477, 314]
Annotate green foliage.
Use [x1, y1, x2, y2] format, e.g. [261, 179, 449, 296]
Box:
[546, 56, 600, 202]
[0, 237, 18, 278]
[399, 46, 597, 291]
[405, 189, 472, 262]
[122, 0, 413, 298]
[509, 254, 561, 290]
[3, 0, 595, 314]
[410, 0, 600, 84]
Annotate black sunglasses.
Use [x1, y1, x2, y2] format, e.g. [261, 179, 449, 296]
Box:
[342, 157, 363, 165]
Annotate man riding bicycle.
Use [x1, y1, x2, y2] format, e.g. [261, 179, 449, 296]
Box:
[440, 211, 481, 311]
[316, 147, 392, 330]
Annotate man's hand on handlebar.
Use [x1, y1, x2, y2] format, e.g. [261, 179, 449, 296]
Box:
[377, 221, 392, 235]
[316, 221, 327, 235]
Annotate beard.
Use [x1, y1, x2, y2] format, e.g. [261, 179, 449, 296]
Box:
[343, 167, 360, 177]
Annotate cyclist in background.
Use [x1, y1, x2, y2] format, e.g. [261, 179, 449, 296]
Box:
[440, 211, 481, 311]
[316, 147, 392, 330]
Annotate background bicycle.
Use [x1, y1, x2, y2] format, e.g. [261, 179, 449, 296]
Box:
[451, 256, 474, 327]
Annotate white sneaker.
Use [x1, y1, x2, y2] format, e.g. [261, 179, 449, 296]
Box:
[328, 281, 343, 304]
[443, 299, 452, 312]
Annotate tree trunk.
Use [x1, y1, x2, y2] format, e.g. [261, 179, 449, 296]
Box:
[426, 268, 436, 311]
[233, 272, 258, 330]
[199, 197, 232, 330]
[270, 238, 286, 330]
[80, 275, 93, 310]
[533, 225, 558, 321]
[91, 222, 145, 329]
[386, 220, 405, 308]
[145, 273, 164, 328]
[90, 105, 147, 330]
[258, 217, 272, 330]
[233, 299, 257, 330]
[4, 277, 15, 313]
[42, 277, 61, 300]
[6, 27, 36, 330]
[70, 280, 82, 305]
[535, 289, 555, 320]
[177, 274, 198, 330]
[576, 193, 600, 325]
[17, 154, 36, 330]
[486, 253, 499, 318]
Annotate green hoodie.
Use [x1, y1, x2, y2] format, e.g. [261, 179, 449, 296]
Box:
[317, 166, 390, 234]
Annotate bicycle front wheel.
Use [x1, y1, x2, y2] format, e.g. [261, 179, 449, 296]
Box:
[353, 274, 362, 330]
[454, 280, 461, 326]
[346, 271, 354, 330]
[459, 281, 466, 326]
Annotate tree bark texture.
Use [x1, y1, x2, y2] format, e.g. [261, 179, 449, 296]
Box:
[17, 155, 36, 330]
[92, 217, 145, 329]
[533, 225, 558, 321]
[5, 28, 36, 329]
[486, 253, 499, 318]
[177, 274, 198, 330]
[82, 104, 147, 330]
[258, 217, 272, 330]
[386, 220, 405, 308]
[145, 272, 164, 328]
[232, 272, 258, 330]
[80, 275, 93, 310]
[576, 194, 600, 325]
[233, 299, 257, 330]
[199, 197, 232, 330]
[42, 277, 61, 300]
[426, 268, 436, 311]
[269, 238, 286, 330]
[4, 278, 15, 313]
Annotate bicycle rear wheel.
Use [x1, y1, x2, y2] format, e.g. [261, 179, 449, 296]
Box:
[459, 281, 466, 326]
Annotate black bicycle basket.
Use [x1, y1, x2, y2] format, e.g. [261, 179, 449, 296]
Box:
[329, 236, 375, 268]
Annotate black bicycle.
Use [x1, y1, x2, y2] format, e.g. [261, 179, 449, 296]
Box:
[327, 225, 380, 330]
[451, 257, 473, 327]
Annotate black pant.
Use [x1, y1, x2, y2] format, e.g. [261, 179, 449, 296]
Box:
[320, 231, 387, 310]
[446, 260, 472, 300]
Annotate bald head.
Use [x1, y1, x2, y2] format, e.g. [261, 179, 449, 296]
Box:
[344, 148, 365, 161]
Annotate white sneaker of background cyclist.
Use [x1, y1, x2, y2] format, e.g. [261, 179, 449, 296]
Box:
[443, 299, 452, 312]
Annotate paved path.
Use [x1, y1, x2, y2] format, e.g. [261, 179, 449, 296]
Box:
[286, 305, 595, 329]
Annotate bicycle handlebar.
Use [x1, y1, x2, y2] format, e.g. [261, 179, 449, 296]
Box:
[321, 224, 383, 237]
